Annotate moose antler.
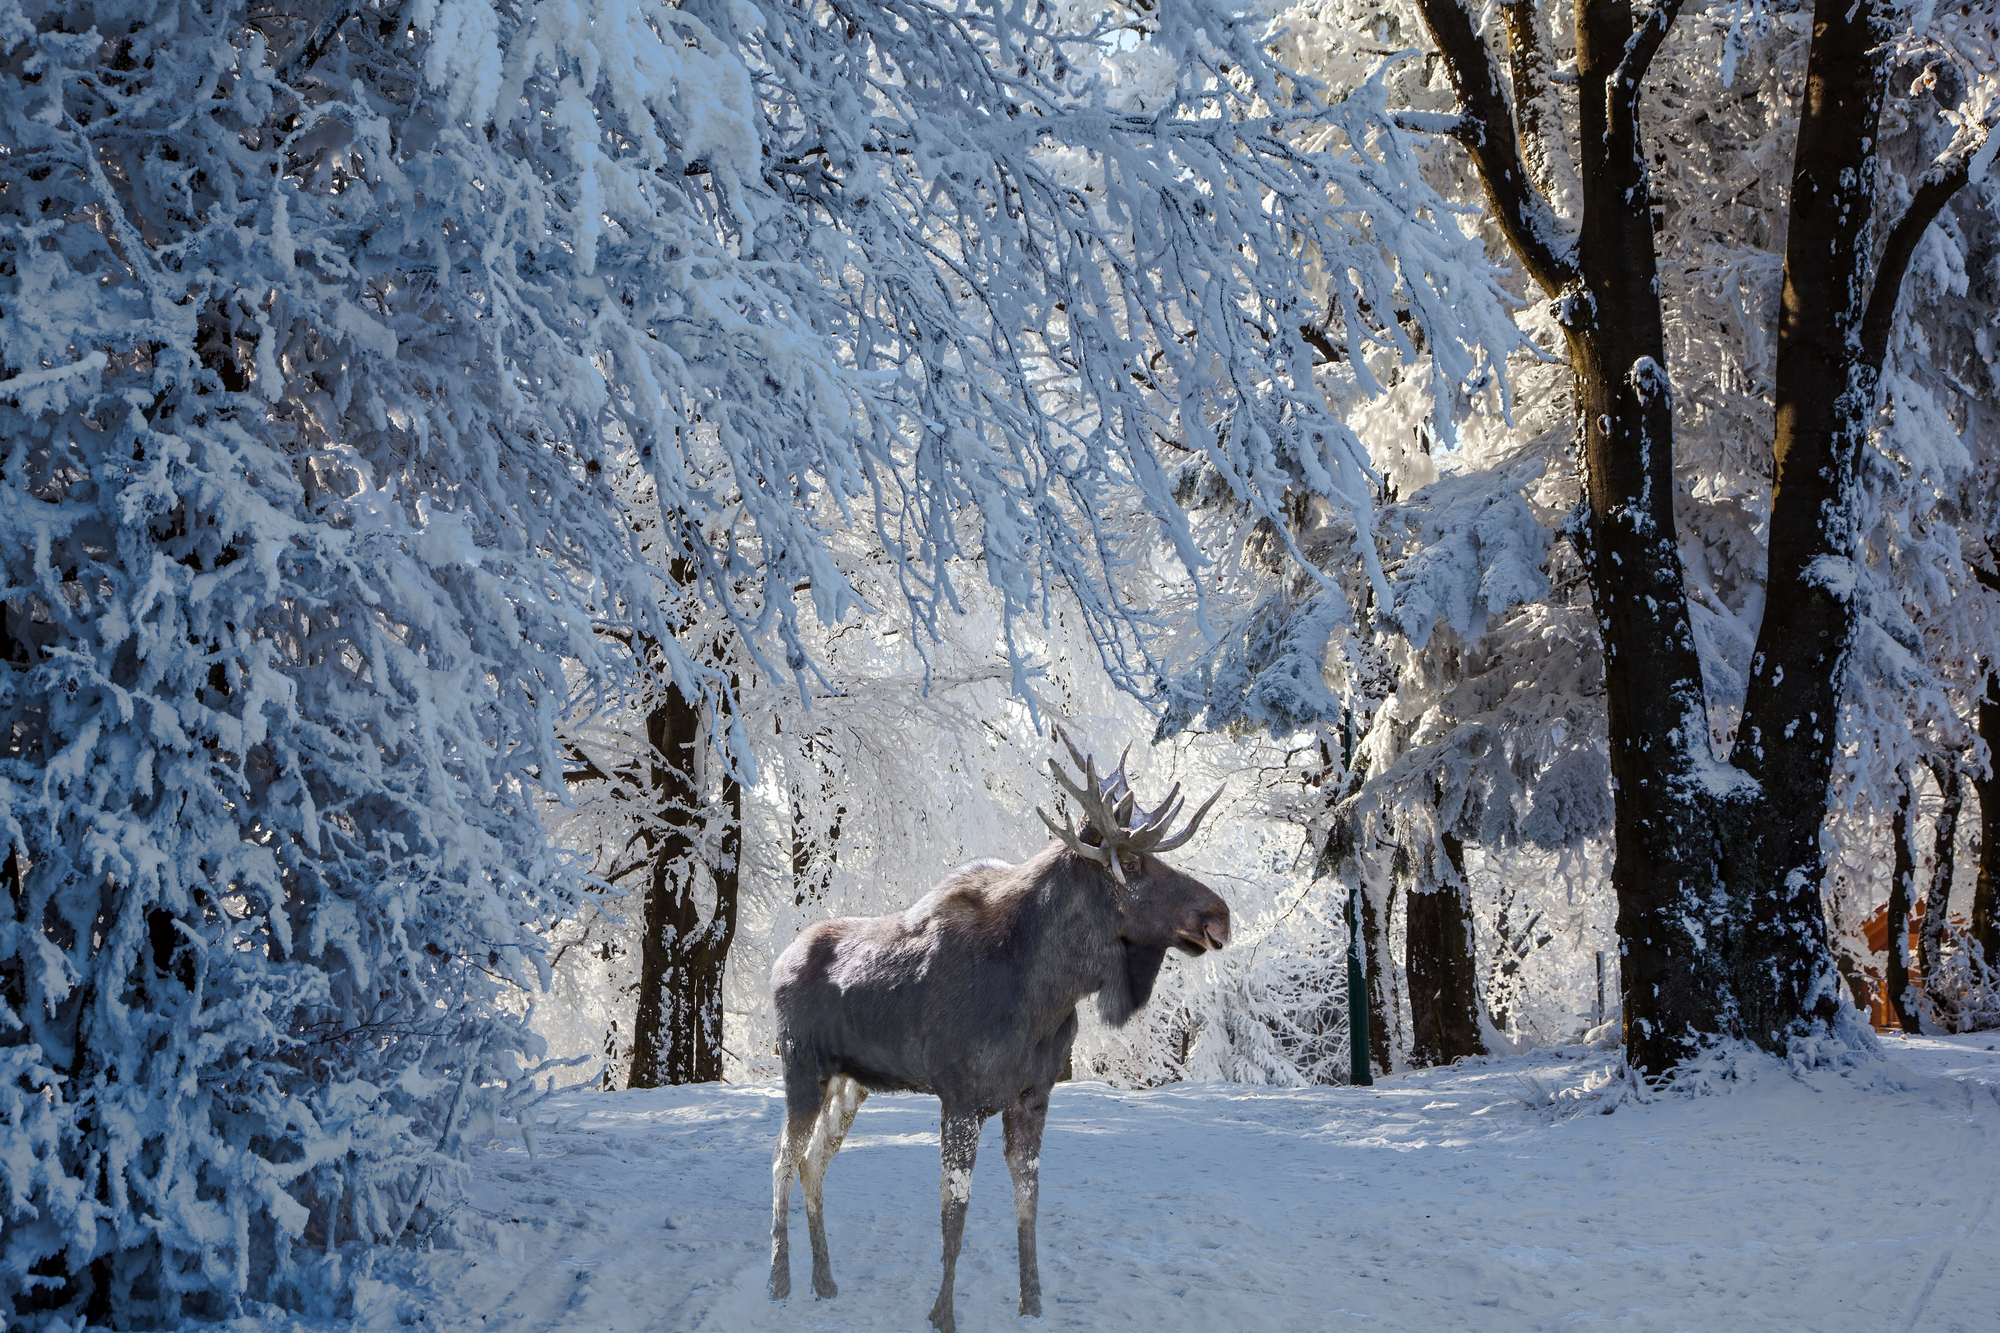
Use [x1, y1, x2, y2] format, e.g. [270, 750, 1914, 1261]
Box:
[1035, 725, 1222, 883]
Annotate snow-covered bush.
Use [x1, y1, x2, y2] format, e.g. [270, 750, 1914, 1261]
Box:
[0, 2, 659, 1320]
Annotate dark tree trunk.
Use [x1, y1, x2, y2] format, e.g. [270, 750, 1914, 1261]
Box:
[1920, 758, 1964, 1029]
[1572, 0, 1743, 1072]
[1975, 675, 2000, 968]
[1718, 0, 1891, 1049]
[1411, 0, 1980, 1072]
[1887, 770, 1921, 1033]
[1407, 834, 1486, 1066]
[1414, 0, 1734, 1073]
[629, 682, 743, 1087]
[1363, 880, 1396, 1076]
[1346, 880, 1374, 1086]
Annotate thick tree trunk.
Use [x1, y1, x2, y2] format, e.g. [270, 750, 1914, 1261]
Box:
[1718, 0, 1890, 1048]
[629, 683, 743, 1087]
[1346, 880, 1374, 1086]
[1411, 0, 1980, 1070]
[1363, 880, 1396, 1075]
[1887, 771, 1921, 1033]
[1415, 0, 1729, 1072]
[1566, 0, 1741, 1072]
[1975, 676, 2000, 968]
[1406, 833, 1486, 1066]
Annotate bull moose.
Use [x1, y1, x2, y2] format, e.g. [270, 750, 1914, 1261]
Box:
[767, 731, 1231, 1331]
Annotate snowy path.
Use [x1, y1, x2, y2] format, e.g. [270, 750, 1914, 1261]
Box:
[354, 1038, 2000, 1333]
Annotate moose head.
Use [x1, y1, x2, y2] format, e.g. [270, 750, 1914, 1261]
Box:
[1036, 727, 1230, 1023]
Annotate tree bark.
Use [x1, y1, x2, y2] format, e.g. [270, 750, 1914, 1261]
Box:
[1887, 770, 1921, 1033]
[1573, 0, 1745, 1072]
[1411, 0, 1976, 1071]
[1498, 0, 1574, 210]
[1363, 879, 1396, 1075]
[1720, 0, 1891, 1048]
[628, 681, 743, 1087]
[1346, 880, 1374, 1086]
[1407, 833, 1486, 1066]
[1974, 675, 2000, 968]
[1413, 0, 1732, 1073]
[1920, 758, 1964, 1029]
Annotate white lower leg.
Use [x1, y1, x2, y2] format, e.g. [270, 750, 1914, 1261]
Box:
[770, 1119, 806, 1299]
[802, 1075, 866, 1298]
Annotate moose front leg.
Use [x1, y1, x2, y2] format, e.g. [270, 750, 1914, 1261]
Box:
[929, 1107, 985, 1333]
[1002, 1089, 1051, 1317]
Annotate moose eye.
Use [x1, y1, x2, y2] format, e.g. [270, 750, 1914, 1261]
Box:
[1119, 852, 1141, 874]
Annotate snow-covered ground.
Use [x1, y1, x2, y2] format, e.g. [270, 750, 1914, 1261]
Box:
[331, 1036, 2000, 1333]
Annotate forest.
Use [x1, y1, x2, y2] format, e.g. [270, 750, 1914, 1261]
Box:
[2, 0, 1998, 1327]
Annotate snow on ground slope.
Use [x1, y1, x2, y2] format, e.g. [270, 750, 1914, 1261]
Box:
[341, 1038, 2000, 1333]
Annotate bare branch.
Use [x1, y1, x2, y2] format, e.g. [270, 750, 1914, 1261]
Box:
[1298, 322, 1345, 365]
[1860, 125, 1992, 376]
[1411, 0, 1580, 296]
[1611, 0, 1686, 106]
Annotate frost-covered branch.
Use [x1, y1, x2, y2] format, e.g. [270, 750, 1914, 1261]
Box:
[1411, 0, 1581, 295]
[1500, 0, 1579, 213]
[1860, 121, 1996, 374]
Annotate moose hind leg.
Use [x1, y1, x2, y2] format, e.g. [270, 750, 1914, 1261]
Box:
[929, 1108, 984, 1333]
[800, 1073, 866, 1299]
[1002, 1091, 1051, 1318]
[771, 1076, 823, 1300]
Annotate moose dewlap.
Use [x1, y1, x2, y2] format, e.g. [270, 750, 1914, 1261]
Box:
[767, 731, 1230, 1332]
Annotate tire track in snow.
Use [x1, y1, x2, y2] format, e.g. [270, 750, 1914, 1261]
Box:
[1897, 1079, 1999, 1333]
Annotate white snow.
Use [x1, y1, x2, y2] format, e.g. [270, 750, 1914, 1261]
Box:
[289, 1037, 2000, 1333]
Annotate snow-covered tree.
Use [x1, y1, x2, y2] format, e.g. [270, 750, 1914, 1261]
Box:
[531, 0, 1534, 1087]
[4, 0, 1537, 1311]
[0, 1, 666, 1319]
[1333, 0, 2000, 1071]
[1164, 0, 2000, 1074]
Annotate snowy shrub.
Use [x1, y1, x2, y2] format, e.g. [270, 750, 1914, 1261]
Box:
[0, 2, 651, 1320]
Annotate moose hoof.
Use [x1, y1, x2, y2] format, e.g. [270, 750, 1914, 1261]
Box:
[812, 1272, 838, 1300]
[769, 1266, 790, 1301]
[1019, 1295, 1042, 1319]
[928, 1299, 955, 1333]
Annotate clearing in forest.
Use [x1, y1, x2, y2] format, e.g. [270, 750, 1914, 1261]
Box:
[310, 1037, 2000, 1333]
